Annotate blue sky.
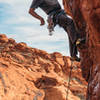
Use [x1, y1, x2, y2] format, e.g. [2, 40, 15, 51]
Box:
[0, 0, 70, 56]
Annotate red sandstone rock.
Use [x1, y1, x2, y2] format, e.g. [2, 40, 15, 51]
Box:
[0, 34, 8, 43]
[63, 0, 100, 100]
[0, 34, 87, 100]
[8, 38, 16, 44]
[15, 42, 28, 51]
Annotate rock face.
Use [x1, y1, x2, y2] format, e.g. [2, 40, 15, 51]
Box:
[63, 0, 100, 100]
[0, 34, 87, 100]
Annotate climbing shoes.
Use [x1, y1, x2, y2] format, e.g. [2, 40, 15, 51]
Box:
[70, 56, 80, 62]
[71, 37, 86, 62]
[76, 38, 86, 46]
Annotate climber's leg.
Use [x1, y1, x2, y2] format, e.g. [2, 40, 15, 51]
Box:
[57, 13, 79, 44]
[66, 18, 80, 44]
[55, 12, 80, 61]
[68, 37, 80, 61]
[68, 37, 74, 57]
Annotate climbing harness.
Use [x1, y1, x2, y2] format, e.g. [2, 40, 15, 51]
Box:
[66, 60, 74, 100]
[55, 10, 66, 24]
[47, 14, 55, 36]
[47, 10, 66, 36]
[47, 10, 57, 36]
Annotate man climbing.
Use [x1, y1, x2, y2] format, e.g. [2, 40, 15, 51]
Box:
[29, 0, 81, 61]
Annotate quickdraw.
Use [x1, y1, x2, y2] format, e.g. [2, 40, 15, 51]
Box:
[66, 60, 73, 100]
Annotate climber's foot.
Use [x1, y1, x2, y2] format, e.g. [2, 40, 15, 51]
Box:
[76, 38, 86, 46]
[70, 56, 80, 62]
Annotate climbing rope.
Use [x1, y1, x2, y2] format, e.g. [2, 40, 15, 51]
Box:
[0, 72, 7, 93]
[33, 90, 43, 100]
[66, 60, 73, 100]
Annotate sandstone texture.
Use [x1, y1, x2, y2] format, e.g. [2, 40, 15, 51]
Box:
[63, 0, 100, 100]
[0, 34, 87, 100]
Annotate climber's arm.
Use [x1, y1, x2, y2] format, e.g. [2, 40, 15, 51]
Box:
[29, 8, 45, 26]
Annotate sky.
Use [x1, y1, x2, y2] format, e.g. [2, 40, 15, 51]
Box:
[0, 0, 70, 56]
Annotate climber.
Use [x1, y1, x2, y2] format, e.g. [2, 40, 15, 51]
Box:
[29, 0, 82, 61]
